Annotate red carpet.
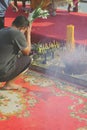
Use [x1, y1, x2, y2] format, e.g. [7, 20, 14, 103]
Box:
[5, 4, 87, 45]
[1, 3, 87, 130]
[0, 70, 87, 130]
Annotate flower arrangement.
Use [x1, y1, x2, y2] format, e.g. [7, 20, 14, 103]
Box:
[28, 0, 49, 24]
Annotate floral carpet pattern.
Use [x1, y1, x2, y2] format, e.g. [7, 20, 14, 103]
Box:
[0, 70, 87, 130]
[3, 2, 87, 129]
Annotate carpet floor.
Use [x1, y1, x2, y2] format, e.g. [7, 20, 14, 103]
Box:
[1, 3, 87, 130]
[0, 70, 87, 130]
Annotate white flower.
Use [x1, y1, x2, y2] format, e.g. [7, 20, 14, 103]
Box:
[28, 7, 49, 23]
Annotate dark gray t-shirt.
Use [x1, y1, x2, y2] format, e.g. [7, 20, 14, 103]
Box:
[0, 27, 27, 76]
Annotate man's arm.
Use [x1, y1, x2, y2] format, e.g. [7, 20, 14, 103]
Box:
[22, 25, 32, 55]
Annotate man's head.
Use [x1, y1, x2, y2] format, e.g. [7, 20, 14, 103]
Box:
[12, 15, 29, 33]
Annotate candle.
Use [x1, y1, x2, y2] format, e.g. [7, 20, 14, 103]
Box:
[66, 25, 75, 50]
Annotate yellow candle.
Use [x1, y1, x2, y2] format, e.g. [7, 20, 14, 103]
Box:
[66, 25, 75, 50]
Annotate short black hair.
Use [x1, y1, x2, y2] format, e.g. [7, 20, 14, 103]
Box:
[12, 15, 29, 28]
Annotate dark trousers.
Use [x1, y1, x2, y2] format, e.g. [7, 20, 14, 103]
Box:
[0, 17, 4, 29]
[0, 55, 31, 82]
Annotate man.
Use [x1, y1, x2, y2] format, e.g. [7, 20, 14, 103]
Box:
[0, 0, 18, 29]
[0, 15, 31, 90]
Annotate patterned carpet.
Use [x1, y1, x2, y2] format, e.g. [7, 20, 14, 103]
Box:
[0, 70, 87, 130]
[2, 2, 87, 130]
